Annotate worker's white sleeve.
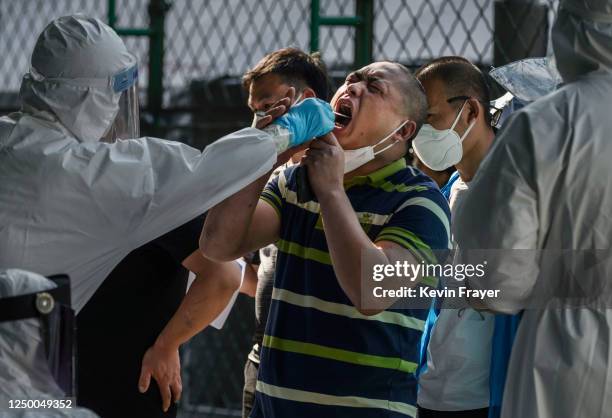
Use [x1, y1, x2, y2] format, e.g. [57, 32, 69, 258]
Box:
[454, 111, 539, 314]
[73, 127, 277, 248]
[34, 127, 276, 311]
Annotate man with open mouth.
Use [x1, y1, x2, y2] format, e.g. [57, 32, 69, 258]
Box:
[201, 61, 451, 418]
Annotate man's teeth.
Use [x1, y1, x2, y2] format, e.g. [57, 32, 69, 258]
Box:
[334, 111, 351, 128]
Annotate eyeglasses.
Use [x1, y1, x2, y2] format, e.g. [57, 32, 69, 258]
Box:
[490, 105, 503, 127]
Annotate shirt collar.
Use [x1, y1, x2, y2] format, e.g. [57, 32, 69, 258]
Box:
[344, 158, 407, 189]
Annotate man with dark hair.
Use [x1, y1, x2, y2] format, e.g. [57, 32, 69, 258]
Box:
[242, 47, 330, 102]
[201, 61, 451, 418]
[239, 48, 331, 418]
[411, 56, 496, 418]
[415, 56, 492, 129]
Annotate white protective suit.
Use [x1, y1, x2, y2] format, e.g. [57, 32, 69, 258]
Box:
[455, 0, 612, 417]
[0, 16, 282, 312]
[0, 269, 97, 417]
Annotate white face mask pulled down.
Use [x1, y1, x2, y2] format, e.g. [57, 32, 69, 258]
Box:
[343, 120, 408, 173]
[412, 101, 476, 171]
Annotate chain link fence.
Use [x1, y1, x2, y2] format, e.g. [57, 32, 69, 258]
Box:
[0, 1, 559, 416]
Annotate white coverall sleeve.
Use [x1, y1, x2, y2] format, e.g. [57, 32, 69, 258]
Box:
[454, 111, 540, 313]
[66, 127, 277, 249]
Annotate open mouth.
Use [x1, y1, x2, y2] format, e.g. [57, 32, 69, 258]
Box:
[334, 102, 353, 130]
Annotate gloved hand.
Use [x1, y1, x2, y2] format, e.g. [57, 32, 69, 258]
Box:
[273, 98, 335, 147]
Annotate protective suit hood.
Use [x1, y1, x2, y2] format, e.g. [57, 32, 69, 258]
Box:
[19, 15, 136, 142]
[553, 0, 612, 82]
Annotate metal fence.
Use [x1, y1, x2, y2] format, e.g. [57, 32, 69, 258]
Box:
[0, 0, 559, 416]
[1, 0, 559, 147]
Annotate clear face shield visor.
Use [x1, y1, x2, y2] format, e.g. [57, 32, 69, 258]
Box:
[102, 64, 140, 142]
[0, 275, 75, 396]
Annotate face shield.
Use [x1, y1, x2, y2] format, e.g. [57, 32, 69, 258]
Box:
[102, 64, 140, 142]
[488, 57, 562, 128]
[28, 62, 140, 143]
[0, 275, 75, 396]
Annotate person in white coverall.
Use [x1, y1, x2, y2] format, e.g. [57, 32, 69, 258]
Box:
[0, 14, 334, 314]
[454, 0, 612, 417]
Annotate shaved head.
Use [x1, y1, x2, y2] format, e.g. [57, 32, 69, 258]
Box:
[363, 61, 428, 133]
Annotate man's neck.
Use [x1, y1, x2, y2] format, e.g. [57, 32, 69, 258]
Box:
[344, 157, 395, 181]
[455, 128, 494, 182]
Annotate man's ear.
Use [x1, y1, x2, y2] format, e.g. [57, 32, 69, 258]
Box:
[465, 97, 480, 125]
[302, 87, 316, 99]
[397, 120, 417, 142]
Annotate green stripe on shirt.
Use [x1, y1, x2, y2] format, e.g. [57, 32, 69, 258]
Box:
[376, 227, 438, 264]
[263, 335, 418, 374]
[260, 195, 282, 218]
[276, 239, 332, 265]
[261, 188, 282, 209]
[394, 196, 451, 248]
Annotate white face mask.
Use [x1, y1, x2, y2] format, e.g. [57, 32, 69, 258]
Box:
[343, 120, 408, 173]
[412, 101, 476, 171]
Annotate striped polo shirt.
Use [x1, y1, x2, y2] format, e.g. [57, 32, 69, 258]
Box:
[251, 158, 451, 418]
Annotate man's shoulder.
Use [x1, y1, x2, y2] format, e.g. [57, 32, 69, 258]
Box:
[391, 166, 449, 204]
[269, 163, 298, 194]
[280, 163, 299, 181]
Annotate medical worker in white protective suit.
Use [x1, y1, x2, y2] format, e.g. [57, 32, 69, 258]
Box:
[0, 15, 334, 313]
[454, 0, 612, 417]
[0, 269, 97, 417]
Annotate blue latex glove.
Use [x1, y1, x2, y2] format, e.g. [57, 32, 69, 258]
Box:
[273, 98, 335, 147]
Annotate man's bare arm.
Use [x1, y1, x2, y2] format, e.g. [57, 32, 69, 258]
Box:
[138, 251, 243, 411]
[318, 186, 418, 314]
[199, 174, 281, 261]
[305, 134, 421, 314]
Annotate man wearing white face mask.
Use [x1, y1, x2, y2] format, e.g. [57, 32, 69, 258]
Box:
[201, 61, 452, 418]
[412, 57, 496, 418]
